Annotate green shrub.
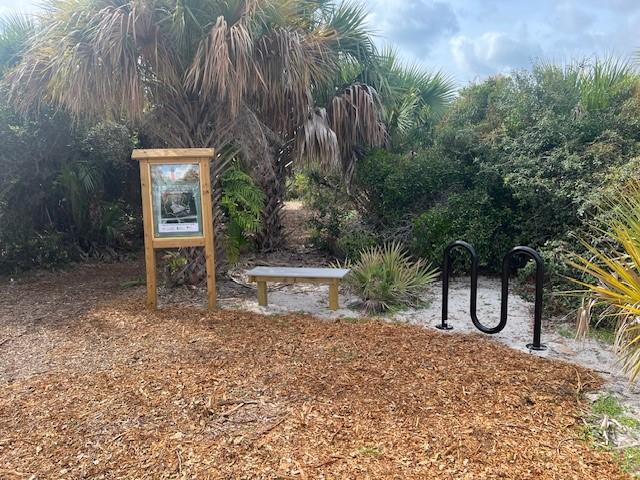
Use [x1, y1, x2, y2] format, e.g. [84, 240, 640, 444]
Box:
[411, 205, 454, 265]
[285, 173, 310, 200]
[412, 190, 516, 270]
[354, 149, 463, 224]
[335, 228, 378, 261]
[302, 171, 365, 256]
[343, 242, 439, 313]
[0, 229, 73, 273]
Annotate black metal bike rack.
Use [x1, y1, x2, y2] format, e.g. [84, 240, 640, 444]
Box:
[437, 240, 547, 351]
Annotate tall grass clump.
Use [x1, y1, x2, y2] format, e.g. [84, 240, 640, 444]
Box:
[343, 242, 438, 313]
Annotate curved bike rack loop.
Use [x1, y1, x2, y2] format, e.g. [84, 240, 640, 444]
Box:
[437, 240, 547, 351]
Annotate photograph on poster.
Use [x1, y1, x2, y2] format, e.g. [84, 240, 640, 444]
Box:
[150, 163, 203, 237]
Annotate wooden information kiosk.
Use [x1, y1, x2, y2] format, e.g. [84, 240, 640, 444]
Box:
[132, 148, 217, 311]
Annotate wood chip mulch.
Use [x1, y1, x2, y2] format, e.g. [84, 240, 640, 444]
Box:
[0, 267, 631, 479]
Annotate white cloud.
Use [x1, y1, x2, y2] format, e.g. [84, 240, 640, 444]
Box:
[371, 0, 459, 58]
[551, 2, 595, 33]
[450, 31, 543, 78]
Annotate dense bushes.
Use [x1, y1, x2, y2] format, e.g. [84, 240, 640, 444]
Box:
[0, 95, 141, 273]
[305, 59, 640, 308]
[302, 171, 374, 259]
[0, 90, 271, 275]
[0, 98, 270, 274]
[412, 189, 516, 268]
[354, 149, 463, 225]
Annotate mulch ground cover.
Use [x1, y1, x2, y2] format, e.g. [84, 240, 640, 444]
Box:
[0, 263, 630, 479]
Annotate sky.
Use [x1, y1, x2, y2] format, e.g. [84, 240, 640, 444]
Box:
[2, 0, 639, 86]
[368, 0, 640, 85]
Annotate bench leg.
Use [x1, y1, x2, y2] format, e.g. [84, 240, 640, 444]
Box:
[329, 281, 339, 311]
[257, 281, 268, 307]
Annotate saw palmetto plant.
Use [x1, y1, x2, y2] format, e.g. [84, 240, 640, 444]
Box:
[567, 181, 640, 382]
[535, 57, 637, 113]
[341, 241, 439, 314]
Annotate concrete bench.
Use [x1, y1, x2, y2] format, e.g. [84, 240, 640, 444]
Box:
[246, 267, 351, 311]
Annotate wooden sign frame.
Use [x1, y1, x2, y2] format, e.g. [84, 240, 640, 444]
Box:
[132, 148, 217, 311]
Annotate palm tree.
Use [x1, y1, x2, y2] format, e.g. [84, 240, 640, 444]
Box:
[372, 47, 456, 148]
[8, 0, 386, 258]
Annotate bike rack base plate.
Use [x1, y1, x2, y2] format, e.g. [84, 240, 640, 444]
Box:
[435, 324, 454, 331]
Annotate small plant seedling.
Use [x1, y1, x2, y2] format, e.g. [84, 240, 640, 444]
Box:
[592, 395, 640, 429]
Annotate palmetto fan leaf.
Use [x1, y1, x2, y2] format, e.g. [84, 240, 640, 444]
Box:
[375, 47, 455, 138]
[318, 0, 376, 66]
[0, 13, 35, 76]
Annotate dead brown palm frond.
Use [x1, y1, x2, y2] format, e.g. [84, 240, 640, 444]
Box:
[298, 107, 340, 170]
[10, 0, 148, 121]
[575, 297, 596, 341]
[185, 15, 253, 116]
[328, 83, 386, 179]
[252, 27, 332, 131]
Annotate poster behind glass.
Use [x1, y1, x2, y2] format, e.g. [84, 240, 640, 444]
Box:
[150, 163, 203, 237]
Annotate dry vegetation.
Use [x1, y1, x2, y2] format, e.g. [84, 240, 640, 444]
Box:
[0, 263, 630, 479]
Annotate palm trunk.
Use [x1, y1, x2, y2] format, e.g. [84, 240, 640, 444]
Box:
[254, 138, 291, 252]
[256, 174, 285, 251]
[146, 99, 233, 283]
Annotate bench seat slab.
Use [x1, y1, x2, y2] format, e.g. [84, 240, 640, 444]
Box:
[246, 267, 350, 311]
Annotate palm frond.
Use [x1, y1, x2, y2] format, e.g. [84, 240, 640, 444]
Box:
[0, 13, 36, 77]
[567, 180, 640, 382]
[328, 83, 386, 180]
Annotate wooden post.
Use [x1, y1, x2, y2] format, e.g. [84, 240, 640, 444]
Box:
[139, 160, 157, 309]
[132, 148, 217, 311]
[329, 280, 339, 311]
[199, 157, 217, 311]
[257, 281, 268, 307]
